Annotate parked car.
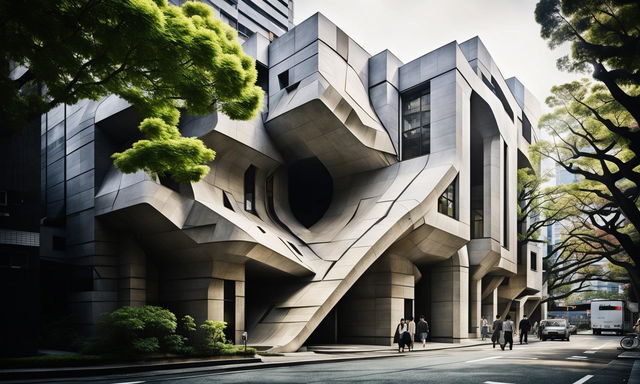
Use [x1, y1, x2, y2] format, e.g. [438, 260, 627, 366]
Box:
[539, 319, 571, 341]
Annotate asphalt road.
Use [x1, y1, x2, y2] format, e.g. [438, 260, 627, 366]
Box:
[16, 335, 638, 384]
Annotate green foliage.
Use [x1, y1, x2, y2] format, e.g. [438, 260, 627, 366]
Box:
[535, 0, 640, 74]
[181, 315, 197, 333]
[199, 320, 228, 354]
[0, 0, 263, 182]
[112, 117, 215, 183]
[89, 305, 178, 355]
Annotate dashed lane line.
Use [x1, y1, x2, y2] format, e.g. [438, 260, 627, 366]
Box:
[483, 381, 515, 384]
[467, 356, 503, 363]
[572, 374, 594, 384]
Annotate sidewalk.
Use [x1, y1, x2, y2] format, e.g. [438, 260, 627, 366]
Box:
[0, 339, 496, 381]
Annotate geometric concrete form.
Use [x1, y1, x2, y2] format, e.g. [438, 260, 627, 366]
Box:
[38, 5, 543, 353]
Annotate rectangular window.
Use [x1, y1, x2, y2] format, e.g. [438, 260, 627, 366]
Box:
[402, 86, 430, 160]
[244, 165, 256, 214]
[278, 70, 289, 89]
[438, 177, 457, 219]
[223, 280, 236, 343]
[530, 251, 537, 271]
[503, 142, 509, 249]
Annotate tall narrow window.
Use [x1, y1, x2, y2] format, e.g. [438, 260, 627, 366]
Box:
[503, 142, 509, 249]
[438, 177, 457, 219]
[244, 165, 256, 213]
[402, 86, 430, 160]
[530, 252, 538, 271]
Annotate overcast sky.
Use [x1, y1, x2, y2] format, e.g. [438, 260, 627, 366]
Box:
[293, 0, 584, 113]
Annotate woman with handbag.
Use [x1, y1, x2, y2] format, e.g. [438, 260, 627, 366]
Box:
[394, 318, 409, 352]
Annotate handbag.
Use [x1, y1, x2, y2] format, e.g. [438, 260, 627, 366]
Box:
[498, 330, 505, 346]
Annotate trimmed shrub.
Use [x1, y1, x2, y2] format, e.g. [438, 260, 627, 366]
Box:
[87, 305, 178, 356]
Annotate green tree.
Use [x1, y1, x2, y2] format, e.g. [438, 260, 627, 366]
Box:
[0, 0, 262, 182]
[535, 0, 640, 299]
[531, 79, 639, 300]
[535, 0, 640, 145]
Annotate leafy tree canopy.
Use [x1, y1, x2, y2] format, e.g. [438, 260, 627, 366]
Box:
[0, 0, 263, 182]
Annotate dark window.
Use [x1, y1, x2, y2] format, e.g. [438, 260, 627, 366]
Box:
[402, 86, 430, 160]
[522, 114, 532, 143]
[223, 192, 234, 211]
[530, 252, 537, 271]
[503, 142, 509, 249]
[237, 23, 253, 38]
[491, 78, 514, 120]
[278, 70, 289, 89]
[242, 0, 288, 31]
[404, 298, 413, 320]
[52, 236, 66, 251]
[438, 177, 457, 219]
[223, 280, 236, 343]
[244, 165, 256, 213]
[0, 191, 6, 206]
[288, 241, 303, 256]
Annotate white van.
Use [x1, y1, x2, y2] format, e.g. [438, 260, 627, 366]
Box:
[590, 300, 629, 335]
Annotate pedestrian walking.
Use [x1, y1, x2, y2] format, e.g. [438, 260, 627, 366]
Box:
[417, 315, 429, 349]
[394, 318, 410, 352]
[519, 315, 531, 344]
[407, 316, 416, 351]
[491, 314, 503, 349]
[502, 314, 515, 350]
[481, 315, 489, 341]
[533, 320, 539, 338]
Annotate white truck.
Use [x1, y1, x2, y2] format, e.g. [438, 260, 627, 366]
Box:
[590, 299, 631, 335]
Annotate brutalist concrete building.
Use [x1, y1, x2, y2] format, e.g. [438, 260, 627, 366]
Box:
[38, 4, 545, 352]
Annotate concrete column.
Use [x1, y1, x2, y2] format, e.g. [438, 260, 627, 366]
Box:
[338, 253, 415, 346]
[469, 277, 482, 337]
[118, 236, 146, 307]
[482, 288, 498, 321]
[430, 248, 469, 342]
[235, 280, 245, 344]
[483, 135, 501, 241]
[162, 260, 245, 343]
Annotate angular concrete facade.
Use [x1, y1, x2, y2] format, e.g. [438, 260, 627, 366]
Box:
[39, 9, 544, 352]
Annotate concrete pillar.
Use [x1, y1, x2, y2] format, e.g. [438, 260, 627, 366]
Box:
[469, 277, 482, 337]
[430, 248, 469, 343]
[118, 236, 146, 307]
[483, 135, 501, 241]
[162, 260, 245, 344]
[482, 288, 498, 321]
[338, 253, 415, 346]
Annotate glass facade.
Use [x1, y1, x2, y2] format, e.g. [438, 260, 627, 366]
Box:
[402, 86, 430, 160]
[438, 177, 457, 219]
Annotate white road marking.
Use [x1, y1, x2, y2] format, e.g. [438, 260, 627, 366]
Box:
[467, 356, 503, 363]
[484, 381, 515, 384]
[583, 350, 596, 354]
[568, 355, 588, 359]
[111, 382, 146, 384]
[591, 343, 608, 350]
[572, 374, 594, 384]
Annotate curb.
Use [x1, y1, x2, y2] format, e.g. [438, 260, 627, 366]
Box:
[0, 357, 261, 381]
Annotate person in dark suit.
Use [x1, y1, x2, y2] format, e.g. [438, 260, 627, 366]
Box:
[519, 315, 532, 344]
[491, 314, 503, 349]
